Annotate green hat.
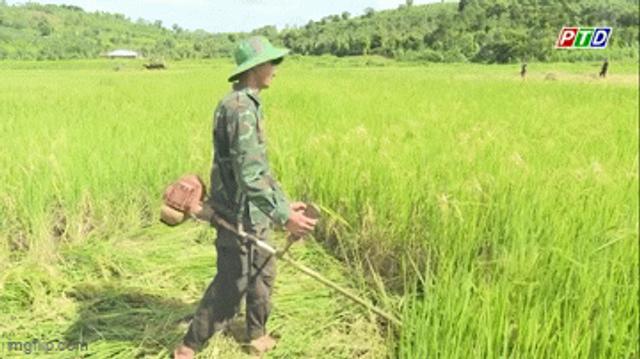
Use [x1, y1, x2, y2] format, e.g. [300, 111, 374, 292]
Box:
[228, 36, 290, 82]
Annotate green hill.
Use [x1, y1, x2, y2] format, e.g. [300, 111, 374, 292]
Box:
[1, 0, 638, 62]
[276, 0, 639, 62]
[0, 2, 241, 60]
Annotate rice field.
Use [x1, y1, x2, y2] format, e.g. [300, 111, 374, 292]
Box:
[0, 57, 638, 358]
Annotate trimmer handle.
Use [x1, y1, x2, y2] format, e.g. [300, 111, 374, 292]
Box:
[278, 203, 320, 257]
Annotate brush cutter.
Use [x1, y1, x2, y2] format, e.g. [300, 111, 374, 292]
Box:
[160, 174, 402, 327]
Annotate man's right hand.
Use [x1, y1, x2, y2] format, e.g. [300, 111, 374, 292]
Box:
[285, 210, 318, 238]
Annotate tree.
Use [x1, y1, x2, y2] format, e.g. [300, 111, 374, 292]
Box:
[364, 7, 375, 18]
[252, 25, 278, 41]
[37, 18, 53, 36]
[458, 0, 469, 12]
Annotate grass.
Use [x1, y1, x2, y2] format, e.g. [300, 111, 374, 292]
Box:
[0, 223, 387, 358]
[0, 57, 638, 358]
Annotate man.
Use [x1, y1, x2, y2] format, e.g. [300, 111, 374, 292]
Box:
[599, 58, 609, 78]
[174, 36, 317, 358]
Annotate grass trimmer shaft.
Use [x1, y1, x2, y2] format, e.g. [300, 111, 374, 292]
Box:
[208, 205, 401, 327]
[160, 174, 402, 327]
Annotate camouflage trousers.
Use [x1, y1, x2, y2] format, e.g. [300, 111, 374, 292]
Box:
[182, 225, 276, 351]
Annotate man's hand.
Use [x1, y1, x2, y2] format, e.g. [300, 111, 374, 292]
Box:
[285, 206, 318, 238]
[289, 201, 307, 212]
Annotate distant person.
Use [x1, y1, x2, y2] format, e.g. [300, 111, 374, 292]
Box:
[173, 36, 317, 359]
[520, 63, 527, 79]
[599, 59, 609, 78]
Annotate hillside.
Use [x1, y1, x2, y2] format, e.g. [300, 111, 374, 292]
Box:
[0, 2, 240, 60]
[0, 1, 638, 62]
[276, 0, 639, 62]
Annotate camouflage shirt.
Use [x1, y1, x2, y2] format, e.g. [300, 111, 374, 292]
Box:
[206, 85, 290, 232]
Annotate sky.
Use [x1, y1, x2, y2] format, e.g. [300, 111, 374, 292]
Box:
[6, 0, 440, 33]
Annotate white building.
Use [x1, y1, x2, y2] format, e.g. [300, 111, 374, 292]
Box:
[106, 49, 140, 59]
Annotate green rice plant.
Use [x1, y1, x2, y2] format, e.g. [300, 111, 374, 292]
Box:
[0, 58, 637, 358]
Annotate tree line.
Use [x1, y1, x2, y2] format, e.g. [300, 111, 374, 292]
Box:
[0, 2, 240, 60]
[272, 0, 639, 63]
[0, 1, 638, 62]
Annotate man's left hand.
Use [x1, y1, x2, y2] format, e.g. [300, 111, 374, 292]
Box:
[289, 201, 307, 212]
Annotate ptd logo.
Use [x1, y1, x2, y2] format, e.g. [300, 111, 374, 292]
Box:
[556, 27, 612, 49]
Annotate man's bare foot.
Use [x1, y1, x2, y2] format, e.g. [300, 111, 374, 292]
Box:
[246, 335, 277, 356]
[173, 344, 195, 359]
